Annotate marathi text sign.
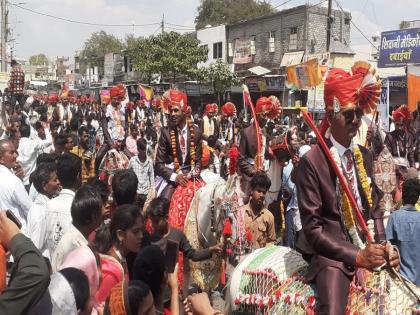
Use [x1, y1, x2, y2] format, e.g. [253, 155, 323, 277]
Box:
[378, 28, 420, 68]
[233, 39, 253, 64]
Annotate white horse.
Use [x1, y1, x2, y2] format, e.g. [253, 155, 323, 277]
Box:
[228, 246, 420, 315]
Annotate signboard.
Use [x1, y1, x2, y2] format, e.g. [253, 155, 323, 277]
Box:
[104, 53, 114, 84]
[378, 28, 420, 68]
[233, 39, 253, 64]
[265, 76, 285, 91]
[388, 76, 407, 93]
[303, 52, 331, 66]
[378, 78, 390, 132]
[307, 81, 326, 113]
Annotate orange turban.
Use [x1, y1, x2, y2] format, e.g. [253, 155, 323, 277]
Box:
[221, 102, 237, 117]
[255, 97, 272, 114]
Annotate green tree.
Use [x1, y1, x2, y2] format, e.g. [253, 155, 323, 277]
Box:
[29, 54, 49, 66]
[80, 31, 124, 75]
[399, 21, 411, 29]
[127, 31, 208, 83]
[199, 59, 240, 103]
[195, 0, 275, 29]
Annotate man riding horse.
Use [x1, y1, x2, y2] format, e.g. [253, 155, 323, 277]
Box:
[295, 61, 399, 314]
[154, 89, 202, 200]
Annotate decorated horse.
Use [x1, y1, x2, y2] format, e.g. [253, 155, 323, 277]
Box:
[228, 245, 420, 314]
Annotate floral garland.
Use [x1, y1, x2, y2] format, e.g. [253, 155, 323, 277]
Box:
[170, 117, 195, 173]
[330, 145, 372, 249]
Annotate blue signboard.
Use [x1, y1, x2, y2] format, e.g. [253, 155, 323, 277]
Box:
[378, 28, 420, 68]
[388, 76, 407, 93]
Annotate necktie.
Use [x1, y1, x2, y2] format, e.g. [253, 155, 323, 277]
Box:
[344, 149, 357, 197]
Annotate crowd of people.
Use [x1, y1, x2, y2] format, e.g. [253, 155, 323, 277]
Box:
[0, 58, 419, 315]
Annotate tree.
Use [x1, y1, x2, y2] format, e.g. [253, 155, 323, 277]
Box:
[399, 21, 411, 29]
[80, 31, 124, 75]
[195, 0, 275, 29]
[29, 54, 49, 66]
[198, 59, 240, 103]
[127, 31, 208, 83]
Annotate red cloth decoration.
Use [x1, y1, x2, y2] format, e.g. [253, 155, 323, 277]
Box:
[245, 228, 253, 242]
[255, 97, 272, 114]
[222, 218, 232, 236]
[168, 179, 204, 286]
[392, 104, 411, 122]
[221, 102, 237, 117]
[228, 145, 239, 175]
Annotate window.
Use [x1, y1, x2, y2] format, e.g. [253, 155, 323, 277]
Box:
[228, 42, 234, 57]
[213, 42, 223, 59]
[250, 35, 256, 55]
[289, 27, 298, 50]
[268, 31, 276, 53]
[345, 18, 351, 25]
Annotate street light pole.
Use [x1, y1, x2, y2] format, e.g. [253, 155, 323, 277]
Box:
[326, 0, 332, 52]
[1, 0, 7, 72]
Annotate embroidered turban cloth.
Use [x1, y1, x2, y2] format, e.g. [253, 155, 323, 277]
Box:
[163, 89, 190, 114]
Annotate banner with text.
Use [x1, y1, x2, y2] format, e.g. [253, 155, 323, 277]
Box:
[378, 28, 420, 68]
[233, 39, 253, 64]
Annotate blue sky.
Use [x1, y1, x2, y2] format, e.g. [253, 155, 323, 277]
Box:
[9, 0, 420, 60]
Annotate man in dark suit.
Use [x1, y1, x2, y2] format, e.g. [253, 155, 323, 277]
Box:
[295, 64, 399, 315]
[385, 104, 415, 168]
[237, 97, 272, 198]
[155, 89, 202, 200]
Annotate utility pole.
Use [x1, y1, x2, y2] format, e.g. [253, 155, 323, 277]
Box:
[326, 0, 332, 52]
[161, 14, 165, 34]
[1, 0, 7, 72]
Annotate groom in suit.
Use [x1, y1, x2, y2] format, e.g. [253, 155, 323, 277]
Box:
[155, 89, 202, 201]
[295, 63, 399, 314]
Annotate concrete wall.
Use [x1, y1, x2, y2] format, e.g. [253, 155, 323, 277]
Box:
[197, 25, 227, 67]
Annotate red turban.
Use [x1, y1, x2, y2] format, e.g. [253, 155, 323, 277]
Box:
[255, 97, 272, 114]
[110, 86, 121, 99]
[392, 104, 411, 122]
[324, 61, 381, 113]
[205, 103, 218, 114]
[49, 94, 58, 104]
[151, 97, 161, 109]
[163, 89, 189, 114]
[221, 102, 236, 117]
[268, 96, 282, 119]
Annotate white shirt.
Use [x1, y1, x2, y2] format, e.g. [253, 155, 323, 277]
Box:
[0, 164, 31, 233]
[330, 135, 363, 210]
[26, 193, 50, 258]
[42, 189, 75, 257]
[17, 135, 53, 185]
[51, 224, 88, 272]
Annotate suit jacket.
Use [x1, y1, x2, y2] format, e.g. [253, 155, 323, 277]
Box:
[384, 130, 415, 167]
[238, 124, 270, 177]
[295, 141, 385, 281]
[155, 125, 202, 181]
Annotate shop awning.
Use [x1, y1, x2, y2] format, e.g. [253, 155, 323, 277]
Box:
[280, 51, 304, 67]
[248, 66, 271, 76]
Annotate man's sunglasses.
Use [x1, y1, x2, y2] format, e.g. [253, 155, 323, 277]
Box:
[342, 108, 363, 125]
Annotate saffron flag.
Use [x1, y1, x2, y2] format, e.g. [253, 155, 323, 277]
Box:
[139, 84, 154, 102]
[407, 65, 420, 112]
[286, 59, 323, 89]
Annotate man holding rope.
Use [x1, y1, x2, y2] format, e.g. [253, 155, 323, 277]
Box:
[295, 61, 399, 314]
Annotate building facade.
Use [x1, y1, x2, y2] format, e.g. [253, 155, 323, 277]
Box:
[226, 4, 352, 75]
[196, 25, 227, 67]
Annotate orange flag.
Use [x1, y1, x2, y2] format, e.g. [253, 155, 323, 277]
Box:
[407, 65, 420, 112]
